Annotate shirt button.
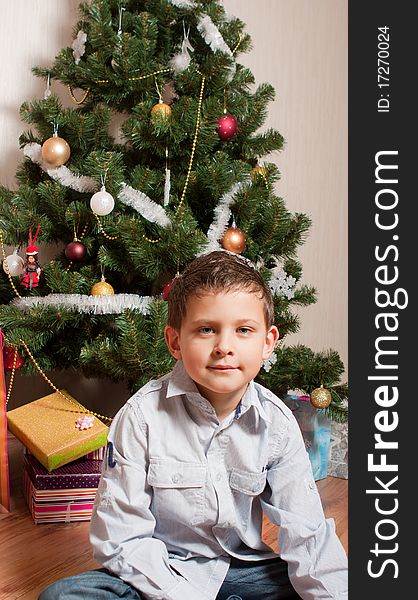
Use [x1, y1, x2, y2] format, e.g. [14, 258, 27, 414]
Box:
[309, 481, 316, 490]
[215, 473, 222, 482]
[172, 473, 181, 483]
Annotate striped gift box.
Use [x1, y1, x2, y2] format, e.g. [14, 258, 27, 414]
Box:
[83, 446, 106, 461]
[23, 469, 96, 523]
[22, 453, 102, 524]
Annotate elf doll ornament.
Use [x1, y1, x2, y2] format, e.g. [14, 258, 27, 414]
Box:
[21, 226, 42, 290]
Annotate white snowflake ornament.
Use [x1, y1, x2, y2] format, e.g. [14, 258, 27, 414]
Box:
[262, 350, 278, 373]
[268, 259, 296, 300]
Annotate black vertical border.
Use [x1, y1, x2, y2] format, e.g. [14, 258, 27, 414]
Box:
[349, 1, 416, 596]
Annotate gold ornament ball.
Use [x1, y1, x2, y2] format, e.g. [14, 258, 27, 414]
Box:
[90, 281, 115, 296]
[151, 101, 172, 121]
[221, 226, 246, 254]
[41, 136, 71, 167]
[310, 386, 332, 409]
[251, 165, 267, 181]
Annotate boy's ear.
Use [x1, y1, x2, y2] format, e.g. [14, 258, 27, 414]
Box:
[262, 325, 280, 360]
[164, 325, 182, 360]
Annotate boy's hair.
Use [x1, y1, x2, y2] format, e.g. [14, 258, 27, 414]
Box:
[167, 250, 275, 330]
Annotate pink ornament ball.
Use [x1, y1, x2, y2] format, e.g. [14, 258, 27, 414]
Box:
[216, 114, 239, 141]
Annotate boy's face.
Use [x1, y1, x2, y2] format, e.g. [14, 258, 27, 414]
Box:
[165, 290, 279, 413]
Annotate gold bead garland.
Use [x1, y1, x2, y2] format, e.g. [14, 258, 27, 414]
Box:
[1, 231, 113, 421]
[6, 349, 18, 404]
[142, 234, 161, 244]
[232, 35, 243, 55]
[19, 338, 113, 422]
[67, 84, 90, 105]
[67, 68, 172, 104]
[94, 213, 118, 240]
[176, 76, 206, 215]
[95, 67, 171, 86]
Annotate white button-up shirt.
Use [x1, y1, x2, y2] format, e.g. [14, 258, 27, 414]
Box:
[90, 361, 348, 600]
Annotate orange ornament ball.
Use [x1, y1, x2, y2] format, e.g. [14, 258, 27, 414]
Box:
[221, 226, 246, 254]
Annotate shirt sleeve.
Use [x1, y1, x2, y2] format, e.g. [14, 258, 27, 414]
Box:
[90, 402, 202, 600]
[260, 414, 348, 600]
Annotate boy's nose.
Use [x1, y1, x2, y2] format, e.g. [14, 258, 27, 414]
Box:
[212, 339, 233, 357]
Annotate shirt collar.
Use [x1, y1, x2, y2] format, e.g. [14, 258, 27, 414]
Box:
[166, 360, 202, 398]
[167, 361, 271, 423]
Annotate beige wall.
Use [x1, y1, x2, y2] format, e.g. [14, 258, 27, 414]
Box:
[224, 0, 348, 376]
[0, 0, 347, 409]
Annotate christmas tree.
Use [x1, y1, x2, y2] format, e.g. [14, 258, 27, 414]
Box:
[0, 0, 347, 422]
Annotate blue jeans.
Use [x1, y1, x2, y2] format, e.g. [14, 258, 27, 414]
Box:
[38, 557, 301, 599]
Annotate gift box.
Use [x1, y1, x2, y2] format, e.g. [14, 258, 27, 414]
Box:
[7, 389, 108, 471]
[24, 445, 106, 462]
[23, 469, 97, 524]
[22, 452, 102, 524]
[23, 453, 103, 490]
[284, 394, 331, 481]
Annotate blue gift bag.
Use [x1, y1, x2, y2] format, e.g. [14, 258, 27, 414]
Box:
[284, 395, 331, 480]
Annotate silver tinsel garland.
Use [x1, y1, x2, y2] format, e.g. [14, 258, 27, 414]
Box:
[197, 14, 236, 81]
[203, 180, 249, 254]
[12, 294, 153, 315]
[167, 1, 236, 81]
[118, 183, 171, 227]
[23, 143, 171, 227]
[24, 143, 96, 193]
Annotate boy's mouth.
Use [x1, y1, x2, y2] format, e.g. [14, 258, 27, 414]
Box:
[208, 365, 238, 371]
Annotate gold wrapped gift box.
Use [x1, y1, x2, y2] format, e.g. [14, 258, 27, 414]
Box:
[7, 390, 108, 472]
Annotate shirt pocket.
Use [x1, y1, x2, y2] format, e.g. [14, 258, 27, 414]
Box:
[229, 469, 267, 496]
[147, 459, 207, 526]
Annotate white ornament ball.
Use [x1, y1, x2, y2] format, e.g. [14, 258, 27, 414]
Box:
[3, 252, 25, 276]
[90, 188, 115, 216]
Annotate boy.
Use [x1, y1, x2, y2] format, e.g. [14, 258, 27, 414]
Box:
[39, 250, 347, 600]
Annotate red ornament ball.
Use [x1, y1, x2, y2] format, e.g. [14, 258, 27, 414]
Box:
[216, 113, 238, 141]
[162, 279, 174, 301]
[3, 346, 24, 370]
[65, 241, 86, 262]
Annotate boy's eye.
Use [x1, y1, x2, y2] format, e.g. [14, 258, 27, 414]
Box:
[237, 327, 252, 334]
[198, 327, 214, 334]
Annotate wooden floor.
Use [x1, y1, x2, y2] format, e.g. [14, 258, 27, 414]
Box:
[0, 435, 347, 600]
